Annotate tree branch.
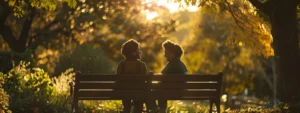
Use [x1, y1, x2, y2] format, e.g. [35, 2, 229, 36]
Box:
[248, 0, 274, 16]
[27, 19, 59, 48]
[1, 0, 36, 53]
[225, 0, 245, 31]
[16, 3, 36, 52]
[0, 0, 15, 48]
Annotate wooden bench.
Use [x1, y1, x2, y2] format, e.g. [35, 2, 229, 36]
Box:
[70, 73, 223, 113]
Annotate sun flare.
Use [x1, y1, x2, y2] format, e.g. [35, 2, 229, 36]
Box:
[143, 0, 199, 20]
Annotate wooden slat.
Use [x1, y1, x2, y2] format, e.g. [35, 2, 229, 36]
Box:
[78, 75, 148, 81]
[150, 75, 221, 82]
[149, 83, 219, 89]
[78, 97, 146, 100]
[78, 83, 147, 89]
[78, 97, 216, 100]
[150, 83, 185, 89]
[74, 74, 223, 101]
[148, 90, 218, 100]
[78, 83, 115, 89]
[77, 90, 147, 100]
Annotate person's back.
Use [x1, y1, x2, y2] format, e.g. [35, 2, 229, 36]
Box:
[117, 59, 147, 75]
[116, 39, 158, 113]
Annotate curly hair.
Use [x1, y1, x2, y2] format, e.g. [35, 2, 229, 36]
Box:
[162, 40, 184, 58]
[121, 39, 140, 59]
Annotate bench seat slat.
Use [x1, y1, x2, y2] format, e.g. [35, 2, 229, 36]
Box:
[77, 90, 147, 100]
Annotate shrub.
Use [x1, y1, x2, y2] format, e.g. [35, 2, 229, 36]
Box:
[1, 61, 121, 113]
[49, 68, 75, 113]
[2, 61, 54, 113]
[0, 73, 11, 113]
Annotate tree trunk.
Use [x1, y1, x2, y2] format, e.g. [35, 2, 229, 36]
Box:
[271, 57, 277, 106]
[271, 1, 300, 109]
[0, 0, 35, 53]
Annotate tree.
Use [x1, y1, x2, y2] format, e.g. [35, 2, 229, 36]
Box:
[177, 7, 267, 95]
[0, 0, 76, 53]
[178, 0, 300, 109]
[247, 0, 300, 108]
[0, 0, 176, 74]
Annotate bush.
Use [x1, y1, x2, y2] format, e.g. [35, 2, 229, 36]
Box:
[2, 61, 54, 113]
[0, 73, 11, 113]
[1, 61, 121, 113]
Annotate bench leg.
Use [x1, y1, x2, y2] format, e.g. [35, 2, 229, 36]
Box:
[209, 100, 213, 113]
[74, 99, 79, 113]
[71, 102, 74, 113]
[216, 99, 220, 113]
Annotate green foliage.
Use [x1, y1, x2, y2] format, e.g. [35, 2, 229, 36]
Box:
[167, 101, 211, 113]
[1, 0, 176, 74]
[5, 0, 76, 17]
[54, 44, 116, 74]
[49, 68, 75, 113]
[1, 61, 123, 112]
[224, 107, 281, 113]
[0, 73, 11, 113]
[1, 61, 74, 112]
[173, 6, 268, 94]
[176, 0, 273, 58]
[2, 61, 54, 112]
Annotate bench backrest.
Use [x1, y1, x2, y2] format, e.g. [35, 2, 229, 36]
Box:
[149, 75, 222, 100]
[74, 73, 223, 100]
[75, 74, 148, 100]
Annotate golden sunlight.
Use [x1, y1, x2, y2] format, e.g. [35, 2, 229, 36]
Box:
[143, 0, 199, 20]
[145, 10, 159, 20]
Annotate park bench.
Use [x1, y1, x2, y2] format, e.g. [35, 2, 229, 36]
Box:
[70, 72, 223, 113]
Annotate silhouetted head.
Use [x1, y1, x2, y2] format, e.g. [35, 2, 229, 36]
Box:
[162, 40, 184, 62]
[121, 39, 142, 60]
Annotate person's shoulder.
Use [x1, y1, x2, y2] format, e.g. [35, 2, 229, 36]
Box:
[137, 60, 147, 66]
[170, 59, 183, 65]
[137, 60, 148, 72]
[137, 59, 145, 64]
[117, 60, 126, 66]
[169, 59, 186, 69]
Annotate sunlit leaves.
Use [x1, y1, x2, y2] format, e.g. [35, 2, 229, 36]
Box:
[177, 6, 267, 94]
[172, 0, 274, 58]
[6, 0, 26, 17]
[52, 68, 74, 94]
[65, 0, 77, 8]
[0, 73, 11, 113]
[30, 0, 58, 10]
[1, 62, 54, 112]
[4, 0, 77, 17]
[35, 48, 60, 74]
